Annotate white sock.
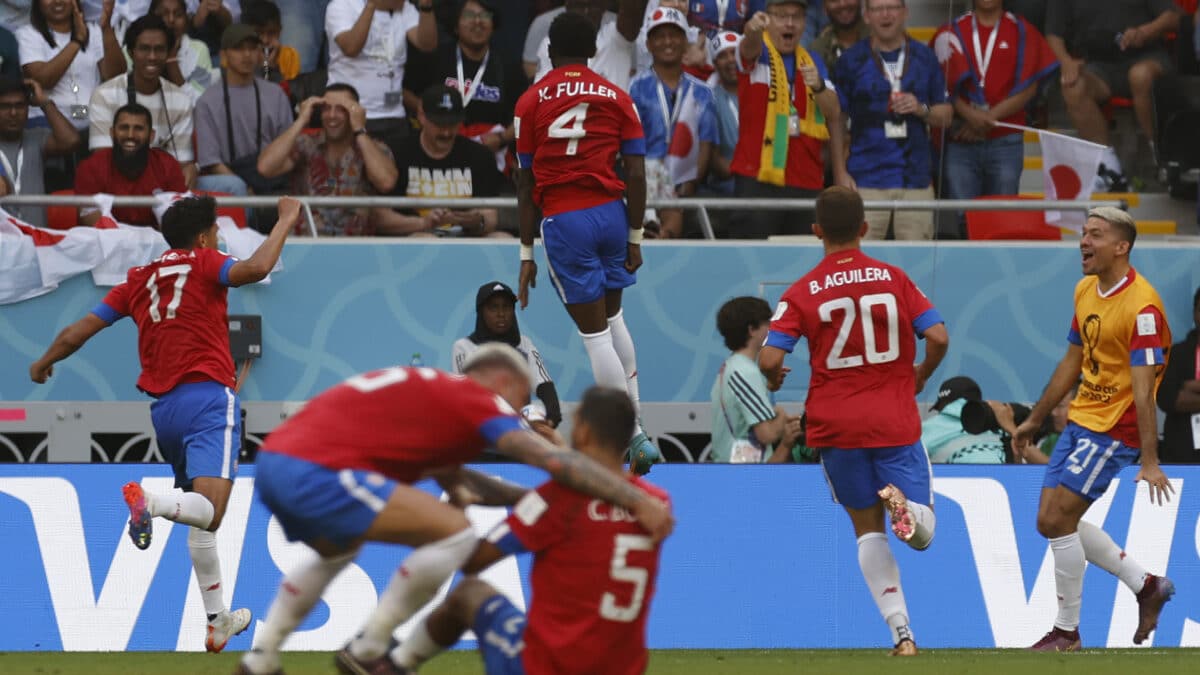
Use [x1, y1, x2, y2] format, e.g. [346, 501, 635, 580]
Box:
[392, 622, 444, 669]
[905, 502, 936, 551]
[1050, 532, 1085, 631]
[188, 527, 225, 616]
[242, 550, 356, 672]
[147, 491, 214, 529]
[350, 528, 477, 661]
[1077, 521, 1148, 594]
[606, 310, 643, 420]
[857, 532, 912, 645]
[580, 328, 628, 392]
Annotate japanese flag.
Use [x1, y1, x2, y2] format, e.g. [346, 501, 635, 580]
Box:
[1040, 131, 1106, 232]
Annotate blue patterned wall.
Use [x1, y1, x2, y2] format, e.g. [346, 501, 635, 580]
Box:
[2, 241, 1197, 404]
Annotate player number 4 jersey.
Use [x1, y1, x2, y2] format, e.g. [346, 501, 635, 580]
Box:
[767, 249, 944, 448]
[513, 65, 646, 218]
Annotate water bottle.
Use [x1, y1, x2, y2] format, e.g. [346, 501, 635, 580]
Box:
[409, 353, 423, 367]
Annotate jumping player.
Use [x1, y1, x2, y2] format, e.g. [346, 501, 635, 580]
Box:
[388, 386, 668, 675]
[232, 345, 673, 675]
[1015, 207, 1175, 651]
[513, 10, 660, 474]
[30, 195, 303, 652]
[759, 186, 949, 655]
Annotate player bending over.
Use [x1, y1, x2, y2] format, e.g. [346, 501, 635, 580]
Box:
[513, 10, 660, 474]
[759, 187, 949, 655]
[233, 345, 672, 675]
[30, 195, 303, 652]
[389, 386, 668, 675]
[1015, 207, 1175, 651]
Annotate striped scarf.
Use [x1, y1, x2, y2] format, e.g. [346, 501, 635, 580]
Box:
[757, 34, 829, 186]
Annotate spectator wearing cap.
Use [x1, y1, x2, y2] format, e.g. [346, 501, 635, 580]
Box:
[403, 0, 524, 169]
[194, 24, 293, 197]
[256, 82, 398, 235]
[372, 84, 507, 237]
[241, 0, 300, 82]
[89, 15, 199, 187]
[532, 0, 643, 92]
[452, 280, 561, 427]
[324, 0, 438, 159]
[628, 6, 718, 239]
[729, 0, 850, 239]
[810, 0, 868, 68]
[920, 375, 1007, 464]
[832, 0, 952, 240]
[634, 0, 706, 75]
[706, 30, 741, 196]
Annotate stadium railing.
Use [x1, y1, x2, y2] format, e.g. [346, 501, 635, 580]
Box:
[0, 195, 1128, 239]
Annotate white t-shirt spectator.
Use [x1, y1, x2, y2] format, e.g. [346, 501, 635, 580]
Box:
[185, 0, 240, 21]
[535, 15, 634, 91]
[88, 73, 196, 163]
[16, 24, 106, 130]
[1, 1, 32, 32]
[326, 0, 419, 120]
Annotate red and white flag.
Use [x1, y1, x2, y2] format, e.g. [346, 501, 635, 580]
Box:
[665, 80, 705, 185]
[1035, 129, 1105, 231]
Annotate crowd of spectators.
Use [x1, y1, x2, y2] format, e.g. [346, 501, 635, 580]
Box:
[1, 0, 1199, 238]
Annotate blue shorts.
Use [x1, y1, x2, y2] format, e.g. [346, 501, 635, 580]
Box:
[1043, 422, 1140, 501]
[541, 199, 636, 305]
[819, 442, 933, 510]
[254, 451, 398, 547]
[150, 381, 241, 490]
[473, 593, 526, 675]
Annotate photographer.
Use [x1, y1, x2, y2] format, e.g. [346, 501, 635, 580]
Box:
[920, 376, 1006, 463]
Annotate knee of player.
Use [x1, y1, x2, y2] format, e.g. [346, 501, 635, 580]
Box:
[205, 502, 227, 531]
[401, 528, 478, 586]
[446, 577, 498, 623]
[1036, 511, 1070, 539]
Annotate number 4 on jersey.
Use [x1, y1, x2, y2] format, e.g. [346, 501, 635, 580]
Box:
[548, 102, 589, 155]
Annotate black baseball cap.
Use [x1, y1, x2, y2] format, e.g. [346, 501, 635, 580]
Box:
[221, 23, 261, 51]
[933, 376, 982, 411]
[476, 281, 517, 308]
[421, 85, 465, 127]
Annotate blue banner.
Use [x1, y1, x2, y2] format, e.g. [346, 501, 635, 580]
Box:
[1, 464, 1197, 651]
[2, 242, 1198, 405]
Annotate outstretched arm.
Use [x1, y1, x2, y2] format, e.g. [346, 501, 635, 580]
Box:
[30, 314, 110, 383]
[494, 430, 674, 542]
[225, 197, 303, 286]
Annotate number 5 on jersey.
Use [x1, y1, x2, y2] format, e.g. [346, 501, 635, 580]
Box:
[548, 102, 589, 155]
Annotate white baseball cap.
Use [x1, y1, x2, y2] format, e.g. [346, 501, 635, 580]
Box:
[708, 30, 742, 62]
[645, 6, 689, 36]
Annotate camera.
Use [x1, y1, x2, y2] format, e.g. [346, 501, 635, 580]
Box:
[961, 400, 1055, 440]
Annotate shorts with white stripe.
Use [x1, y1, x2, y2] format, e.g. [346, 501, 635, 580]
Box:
[540, 199, 636, 305]
[473, 593, 527, 675]
[151, 381, 242, 490]
[1043, 422, 1140, 501]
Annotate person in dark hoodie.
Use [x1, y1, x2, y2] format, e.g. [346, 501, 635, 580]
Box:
[1157, 286, 1200, 463]
[453, 280, 562, 427]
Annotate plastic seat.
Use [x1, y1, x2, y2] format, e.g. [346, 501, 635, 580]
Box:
[965, 195, 1062, 240]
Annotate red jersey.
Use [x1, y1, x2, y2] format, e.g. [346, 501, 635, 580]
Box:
[513, 65, 646, 217]
[74, 148, 188, 225]
[262, 368, 526, 483]
[494, 477, 668, 675]
[766, 249, 943, 448]
[95, 247, 236, 396]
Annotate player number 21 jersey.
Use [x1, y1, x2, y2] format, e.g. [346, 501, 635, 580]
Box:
[767, 249, 944, 448]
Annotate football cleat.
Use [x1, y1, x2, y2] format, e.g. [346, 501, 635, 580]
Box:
[122, 481, 153, 550]
[1029, 627, 1082, 652]
[335, 639, 407, 675]
[878, 484, 914, 542]
[628, 431, 661, 476]
[889, 638, 918, 656]
[206, 608, 252, 653]
[1134, 575, 1175, 645]
[235, 648, 284, 675]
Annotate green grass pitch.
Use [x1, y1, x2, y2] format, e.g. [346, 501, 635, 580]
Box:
[4, 649, 1200, 674]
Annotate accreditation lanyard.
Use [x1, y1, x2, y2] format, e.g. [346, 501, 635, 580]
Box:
[655, 77, 689, 145]
[714, 0, 729, 28]
[0, 145, 23, 194]
[456, 46, 490, 107]
[971, 15, 1000, 91]
[873, 43, 908, 94]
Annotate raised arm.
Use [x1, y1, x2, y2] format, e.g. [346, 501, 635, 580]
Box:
[257, 97, 319, 178]
[352, 104, 398, 192]
[31, 81, 82, 155]
[30, 314, 110, 383]
[225, 197, 303, 286]
[616, 0, 648, 42]
[333, 0, 378, 58]
[740, 12, 769, 65]
[97, 0, 124, 81]
[407, 1, 438, 52]
[494, 430, 674, 542]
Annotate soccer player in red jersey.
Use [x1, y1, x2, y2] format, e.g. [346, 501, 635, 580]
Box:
[29, 195, 303, 652]
[759, 187, 949, 656]
[513, 10, 661, 475]
[233, 345, 673, 675]
[388, 386, 668, 675]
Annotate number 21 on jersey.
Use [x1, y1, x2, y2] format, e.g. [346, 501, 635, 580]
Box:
[818, 293, 900, 369]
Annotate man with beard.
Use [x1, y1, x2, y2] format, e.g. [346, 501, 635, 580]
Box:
[75, 102, 187, 226]
[0, 77, 81, 227]
[88, 14, 197, 187]
[810, 0, 869, 68]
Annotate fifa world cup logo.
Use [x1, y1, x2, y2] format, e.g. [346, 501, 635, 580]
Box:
[1082, 314, 1102, 376]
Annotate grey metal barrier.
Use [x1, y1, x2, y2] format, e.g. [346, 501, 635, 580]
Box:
[0, 195, 1128, 240]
